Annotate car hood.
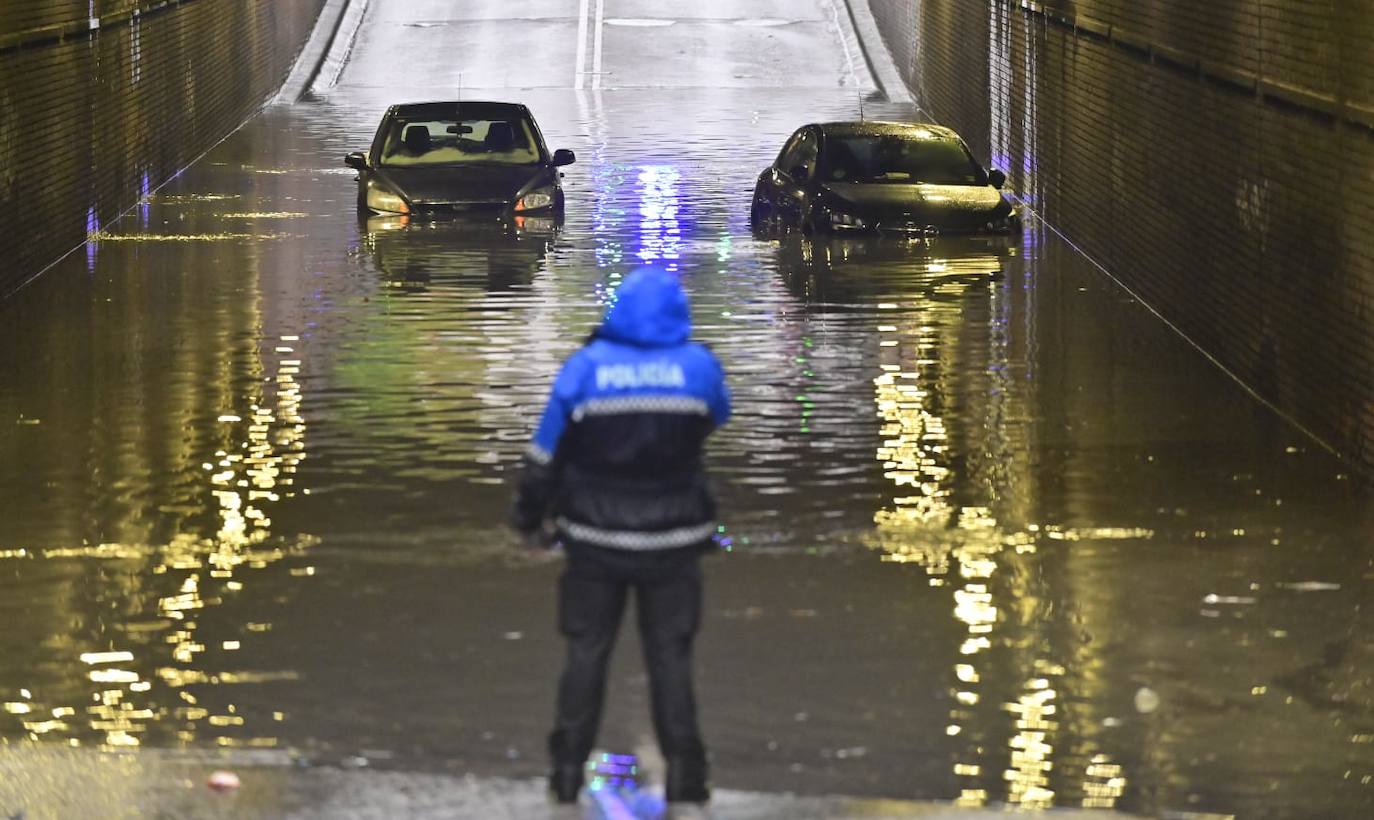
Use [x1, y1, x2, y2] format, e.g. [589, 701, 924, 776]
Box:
[377, 164, 549, 204]
[822, 182, 1010, 226]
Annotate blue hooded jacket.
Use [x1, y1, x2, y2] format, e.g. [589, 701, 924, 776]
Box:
[512, 268, 730, 550]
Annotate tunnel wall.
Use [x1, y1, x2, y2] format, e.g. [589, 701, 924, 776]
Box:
[865, 0, 1374, 472]
[0, 0, 327, 297]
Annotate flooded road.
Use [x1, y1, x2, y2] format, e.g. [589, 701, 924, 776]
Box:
[2, 1, 1373, 817]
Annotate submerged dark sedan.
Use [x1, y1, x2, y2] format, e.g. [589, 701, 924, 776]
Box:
[750, 121, 1019, 235]
[345, 101, 575, 219]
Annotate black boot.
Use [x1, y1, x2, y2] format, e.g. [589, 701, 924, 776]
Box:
[549, 765, 584, 804]
[665, 756, 710, 803]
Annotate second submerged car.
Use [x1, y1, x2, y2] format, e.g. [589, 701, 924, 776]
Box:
[751, 121, 1019, 236]
[345, 100, 575, 219]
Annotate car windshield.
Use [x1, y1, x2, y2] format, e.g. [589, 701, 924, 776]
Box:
[820, 134, 985, 185]
[379, 116, 542, 167]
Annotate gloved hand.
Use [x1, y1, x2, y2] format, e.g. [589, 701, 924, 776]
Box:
[520, 527, 553, 550]
[509, 525, 563, 564]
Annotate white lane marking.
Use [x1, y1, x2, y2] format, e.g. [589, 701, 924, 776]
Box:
[591, 0, 606, 89]
[605, 18, 675, 27]
[574, 0, 590, 88]
[823, 0, 860, 90]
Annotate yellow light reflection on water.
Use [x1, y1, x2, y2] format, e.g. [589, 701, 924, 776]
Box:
[88, 232, 294, 242]
[865, 259, 1132, 808]
[2, 318, 311, 751]
[148, 330, 309, 749]
[1083, 753, 1127, 809]
[79, 652, 135, 665]
[1004, 681, 1058, 808]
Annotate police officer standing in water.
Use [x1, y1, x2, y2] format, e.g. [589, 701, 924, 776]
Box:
[510, 265, 730, 809]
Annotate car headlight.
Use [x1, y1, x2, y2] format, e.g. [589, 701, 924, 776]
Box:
[366, 184, 409, 214]
[828, 210, 867, 229]
[515, 188, 555, 212]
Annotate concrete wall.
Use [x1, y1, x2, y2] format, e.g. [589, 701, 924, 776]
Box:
[0, 0, 327, 296]
[866, 0, 1374, 473]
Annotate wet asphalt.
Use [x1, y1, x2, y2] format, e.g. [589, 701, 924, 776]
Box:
[0, 1, 1371, 817]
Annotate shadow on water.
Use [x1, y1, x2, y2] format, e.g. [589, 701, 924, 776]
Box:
[770, 232, 1013, 306]
[359, 214, 562, 295]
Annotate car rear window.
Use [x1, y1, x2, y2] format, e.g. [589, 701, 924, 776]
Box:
[821, 134, 985, 185]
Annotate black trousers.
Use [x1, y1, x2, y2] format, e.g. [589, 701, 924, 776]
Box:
[548, 540, 707, 785]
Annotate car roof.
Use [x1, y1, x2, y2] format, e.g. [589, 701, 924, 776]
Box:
[812, 121, 963, 141]
[386, 101, 533, 119]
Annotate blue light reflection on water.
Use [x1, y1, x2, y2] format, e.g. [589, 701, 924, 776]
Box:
[594, 162, 688, 310]
[139, 171, 152, 227]
[633, 164, 683, 272]
[85, 206, 100, 273]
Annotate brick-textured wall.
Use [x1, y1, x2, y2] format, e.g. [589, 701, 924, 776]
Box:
[0, 0, 327, 296]
[867, 0, 1374, 473]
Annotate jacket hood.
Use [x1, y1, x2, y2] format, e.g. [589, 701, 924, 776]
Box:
[598, 267, 691, 347]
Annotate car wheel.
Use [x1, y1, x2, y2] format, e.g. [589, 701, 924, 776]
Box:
[750, 198, 772, 233]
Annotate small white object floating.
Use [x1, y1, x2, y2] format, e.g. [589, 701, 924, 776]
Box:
[207, 770, 241, 792]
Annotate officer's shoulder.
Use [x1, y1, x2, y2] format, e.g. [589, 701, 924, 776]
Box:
[560, 346, 600, 378]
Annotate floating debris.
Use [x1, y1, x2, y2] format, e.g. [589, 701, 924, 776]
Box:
[206, 770, 240, 792]
[1203, 594, 1257, 605]
[1134, 687, 1160, 714]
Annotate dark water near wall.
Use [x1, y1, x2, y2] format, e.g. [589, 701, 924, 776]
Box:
[869, 0, 1374, 474]
[1, 89, 1372, 817]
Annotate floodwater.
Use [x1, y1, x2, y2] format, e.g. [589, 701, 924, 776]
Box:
[2, 1, 1372, 818]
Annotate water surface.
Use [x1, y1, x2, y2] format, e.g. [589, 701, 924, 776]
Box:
[1, 4, 1372, 817]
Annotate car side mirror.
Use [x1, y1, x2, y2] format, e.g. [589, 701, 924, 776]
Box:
[344, 152, 368, 171]
[790, 164, 810, 182]
[987, 168, 1006, 189]
[552, 149, 576, 167]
